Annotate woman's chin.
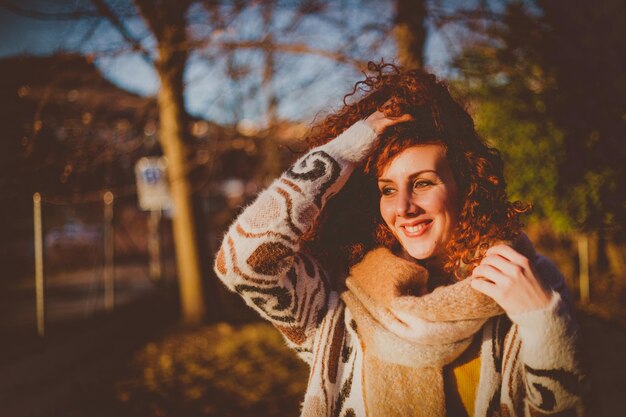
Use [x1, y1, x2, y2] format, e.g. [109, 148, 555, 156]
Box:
[402, 244, 437, 261]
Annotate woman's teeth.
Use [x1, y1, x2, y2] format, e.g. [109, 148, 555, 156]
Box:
[405, 222, 428, 233]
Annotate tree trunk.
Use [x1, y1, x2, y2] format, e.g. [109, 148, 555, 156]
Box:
[160, 77, 205, 324]
[394, 0, 427, 69]
[135, 0, 205, 324]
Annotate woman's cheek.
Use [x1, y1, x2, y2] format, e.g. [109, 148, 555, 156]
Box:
[379, 198, 395, 228]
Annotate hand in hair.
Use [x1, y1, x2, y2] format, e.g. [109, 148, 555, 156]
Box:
[469, 244, 553, 315]
[364, 109, 413, 135]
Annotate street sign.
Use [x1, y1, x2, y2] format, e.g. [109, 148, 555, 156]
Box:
[135, 157, 172, 211]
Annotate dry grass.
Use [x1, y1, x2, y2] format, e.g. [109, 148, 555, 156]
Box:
[114, 322, 308, 417]
[60, 321, 308, 417]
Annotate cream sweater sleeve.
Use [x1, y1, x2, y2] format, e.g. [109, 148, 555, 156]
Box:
[214, 121, 377, 362]
[509, 256, 588, 416]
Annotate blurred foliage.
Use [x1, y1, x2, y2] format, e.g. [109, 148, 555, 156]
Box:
[453, 0, 626, 238]
[526, 223, 626, 321]
[114, 321, 308, 417]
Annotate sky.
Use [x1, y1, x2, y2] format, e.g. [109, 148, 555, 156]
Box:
[0, 0, 467, 125]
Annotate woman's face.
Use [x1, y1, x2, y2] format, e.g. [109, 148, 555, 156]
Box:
[378, 144, 460, 262]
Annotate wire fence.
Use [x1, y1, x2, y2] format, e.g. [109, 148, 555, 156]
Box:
[1, 189, 176, 338]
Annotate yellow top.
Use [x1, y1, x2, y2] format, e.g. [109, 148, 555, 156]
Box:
[445, 335, 482, 417]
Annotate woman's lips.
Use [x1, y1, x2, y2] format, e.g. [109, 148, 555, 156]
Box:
[400, 220, 432, 238]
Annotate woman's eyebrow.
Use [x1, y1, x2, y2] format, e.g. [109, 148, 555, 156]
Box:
[377, 170, 438, 183]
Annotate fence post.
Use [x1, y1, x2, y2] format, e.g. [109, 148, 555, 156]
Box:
[33, 192, 45, 337]
[148, 209, 163, 282]
[578, 234, 590, 304]
[103, 191, 115, 312]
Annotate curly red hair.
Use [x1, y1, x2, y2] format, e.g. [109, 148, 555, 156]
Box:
[301, 62, 529, 283]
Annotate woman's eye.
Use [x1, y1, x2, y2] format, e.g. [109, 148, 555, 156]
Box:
[380, 187, 395, 196]
[413, 180, 433, 189]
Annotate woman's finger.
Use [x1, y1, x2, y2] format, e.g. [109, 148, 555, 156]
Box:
[472, 264, 511, 287]
[470, 277, 499, 300]
[479, 254, 525, 281]
[365, 110, 413, 134]
[388, 114, 414, 123]
[486, 244, 531, 270]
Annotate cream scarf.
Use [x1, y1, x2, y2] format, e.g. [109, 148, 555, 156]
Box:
[340, 247, 504, 417]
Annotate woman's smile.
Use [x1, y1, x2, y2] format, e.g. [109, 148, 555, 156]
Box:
[400, 219, 432, 237]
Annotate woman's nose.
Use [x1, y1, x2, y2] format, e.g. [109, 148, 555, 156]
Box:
[395, 190, 419, 216]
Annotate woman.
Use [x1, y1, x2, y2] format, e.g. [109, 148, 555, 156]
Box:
[214, 63, 586, 417]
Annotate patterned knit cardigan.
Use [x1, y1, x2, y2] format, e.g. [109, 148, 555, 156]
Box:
[214, 121, 587, 417]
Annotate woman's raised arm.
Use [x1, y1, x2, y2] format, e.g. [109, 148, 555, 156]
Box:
[214, 118, 393, 363]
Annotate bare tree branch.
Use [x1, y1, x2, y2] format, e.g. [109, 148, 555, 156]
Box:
[429, 7, 506, 29]
[200, 39, 369, 69]
[89, 0, 153, 64]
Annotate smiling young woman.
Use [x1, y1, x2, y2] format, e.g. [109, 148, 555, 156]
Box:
[214, 63, 587, 417]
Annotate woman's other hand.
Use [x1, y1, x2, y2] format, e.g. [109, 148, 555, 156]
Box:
[470, 244, 553, 315]
[365, 109, 413, 135]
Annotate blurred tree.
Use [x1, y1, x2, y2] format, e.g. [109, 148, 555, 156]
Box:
[453, 0, 626, 242]
[452, 3, 568, 228]
[451, 0, 626, 294]
[0, 0, 399, 323]
[394, 0, 427, 69]
[538, 0, 626, 241]
[131, 0, 206, 324]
